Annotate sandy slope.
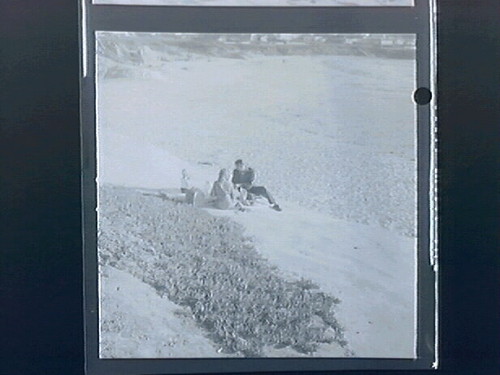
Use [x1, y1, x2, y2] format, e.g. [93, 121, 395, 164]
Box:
[100, 266, 226, 358]
[208, 201, 415, 357]
[97, 54, 417, 236]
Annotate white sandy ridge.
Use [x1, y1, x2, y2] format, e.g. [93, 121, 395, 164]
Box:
[100, 266, 227, 357]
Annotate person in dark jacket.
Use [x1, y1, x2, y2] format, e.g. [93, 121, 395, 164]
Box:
[231, 159, 281, 211]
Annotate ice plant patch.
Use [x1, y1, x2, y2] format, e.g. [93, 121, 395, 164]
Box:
[98, 185, 349, 356]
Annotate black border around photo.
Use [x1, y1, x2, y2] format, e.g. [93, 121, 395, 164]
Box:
[82, 2, 433, 372]
[0, 0, 499, 374]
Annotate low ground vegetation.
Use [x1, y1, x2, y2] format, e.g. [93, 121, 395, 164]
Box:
[99, 185, 349, 356]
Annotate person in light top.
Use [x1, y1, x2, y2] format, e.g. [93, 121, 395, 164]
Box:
[180, 169, 191, 193]
[210, 168, 246, 210]
[180, 169, 205, 206]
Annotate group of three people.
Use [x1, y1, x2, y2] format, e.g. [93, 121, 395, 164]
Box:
[182, 159, 281, 212]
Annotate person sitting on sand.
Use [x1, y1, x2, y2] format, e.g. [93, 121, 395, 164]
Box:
[180, 169, 191, 194]
[180, 169, 205, 206]
[231, 159, 281, 211]
[210, 169, 246, 210]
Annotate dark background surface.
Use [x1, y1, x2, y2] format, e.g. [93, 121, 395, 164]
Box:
[0, 0, 499, 374]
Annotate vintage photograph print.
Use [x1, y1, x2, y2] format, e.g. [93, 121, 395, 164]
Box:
[96, 32, 417, 359]
[93, 0, 414, 7]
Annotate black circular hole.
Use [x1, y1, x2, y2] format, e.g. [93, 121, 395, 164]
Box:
[414, 87, 432, 105]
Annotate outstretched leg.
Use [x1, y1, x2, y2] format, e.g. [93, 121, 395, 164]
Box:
[248, 186, 276, 205]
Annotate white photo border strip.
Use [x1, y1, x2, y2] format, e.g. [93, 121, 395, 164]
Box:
[80, 1, 437, 373]
[91, 0, 415, 7]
